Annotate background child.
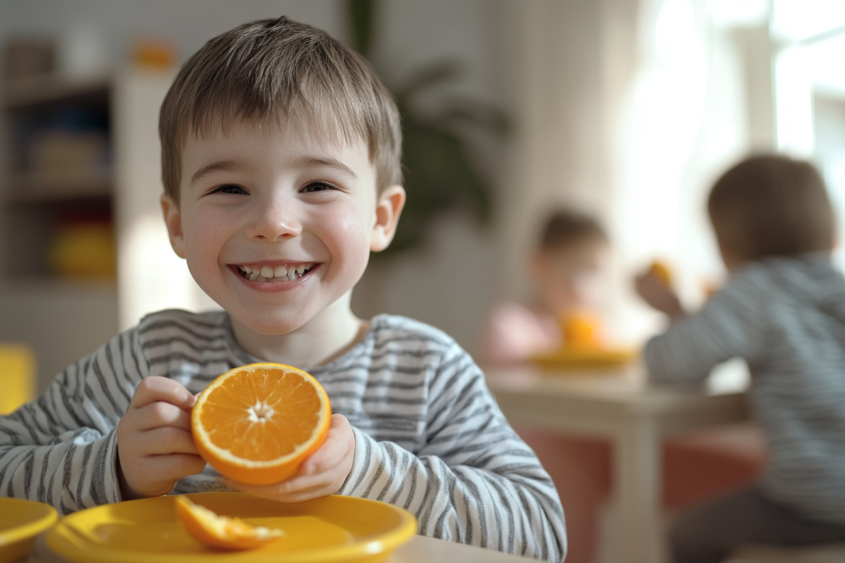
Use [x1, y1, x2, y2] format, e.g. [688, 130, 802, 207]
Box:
[636, 154, 845, 563]
[0, 16, 566, 561]
[478, 208, 610, 365]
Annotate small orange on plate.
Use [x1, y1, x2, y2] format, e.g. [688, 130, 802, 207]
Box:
[191, 363, 331, 485]
[560, 312, 602, 349]
[175, 495, 283, 551]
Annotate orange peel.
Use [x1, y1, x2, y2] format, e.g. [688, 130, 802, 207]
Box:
[175, 495, 283, 551]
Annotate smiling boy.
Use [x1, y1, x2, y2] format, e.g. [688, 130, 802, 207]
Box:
[0, 16, 566, 561]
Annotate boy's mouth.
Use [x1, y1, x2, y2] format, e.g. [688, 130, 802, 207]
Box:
[235, 263, 315, 282]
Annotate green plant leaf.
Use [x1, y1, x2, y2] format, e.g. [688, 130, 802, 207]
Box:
[345, 1, 510, 257]
[348, 0, 375, 57]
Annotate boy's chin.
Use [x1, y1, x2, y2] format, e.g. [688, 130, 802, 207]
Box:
[229, 312, 307, 337]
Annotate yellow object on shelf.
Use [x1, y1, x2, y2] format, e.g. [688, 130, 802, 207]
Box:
[0, 344, 35, 414]
[0, 498, 59, 563]
[48, 223, 117, 279]
[46, 492, 417, 563]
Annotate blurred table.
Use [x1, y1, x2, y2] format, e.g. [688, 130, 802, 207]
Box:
[27, 532, 535, 562]
[485, 363, 749, 563]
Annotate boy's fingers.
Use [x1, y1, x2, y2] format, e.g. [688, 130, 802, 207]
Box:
[132, 402, 193, 432]
[130, 376, 195, 411]
[132, 426, 200, 456]
[224, 476, 329, 500]
[134, 454, 207, 491]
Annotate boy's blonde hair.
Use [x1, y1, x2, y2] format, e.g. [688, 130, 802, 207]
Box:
[708, 154, 835, 262]
[159, 16, 402, 201]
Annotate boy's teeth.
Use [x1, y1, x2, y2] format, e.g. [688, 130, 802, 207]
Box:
[237, 263, 314, 282]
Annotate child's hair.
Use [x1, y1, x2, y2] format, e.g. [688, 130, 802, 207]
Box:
[537, 208, 607, 252]
[707, 154, 835, 262]
[159, 16, 402, 201]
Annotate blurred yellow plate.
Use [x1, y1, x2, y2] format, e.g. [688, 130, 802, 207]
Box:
[46, 493, 417, 563]
[0, 498, 59, 563]
[530, 347, 637, 370]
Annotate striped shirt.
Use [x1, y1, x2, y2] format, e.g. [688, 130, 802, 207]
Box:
[644, 254, 845, 524]
[0, 310, 566, 561]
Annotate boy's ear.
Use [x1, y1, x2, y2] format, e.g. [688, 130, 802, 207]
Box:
[370, 185, 406, 252]
[161, 194, 186, 259]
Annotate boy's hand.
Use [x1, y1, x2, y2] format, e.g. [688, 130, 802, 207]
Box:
[634, 269, 685, 319]
[116, 376, 206, 500]
[223, 414, 356, 502]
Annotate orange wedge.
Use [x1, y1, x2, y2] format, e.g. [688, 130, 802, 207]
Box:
[175, 495, 283, 551]
[191, 363, 331, 485]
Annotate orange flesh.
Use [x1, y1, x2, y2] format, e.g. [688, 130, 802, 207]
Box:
[200, 368, 323, 461]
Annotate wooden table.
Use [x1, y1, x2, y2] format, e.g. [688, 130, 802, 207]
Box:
[26, 532, 536, 562]
[485, 363, 749, 563]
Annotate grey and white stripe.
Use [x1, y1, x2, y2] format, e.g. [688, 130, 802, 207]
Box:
[0, 310, 566, 561]
[644, 254, 845, 525]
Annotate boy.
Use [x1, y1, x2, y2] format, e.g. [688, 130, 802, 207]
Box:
[0, 16, 566, 561]
[477, 208, 609, 365]
[635, 154, 845, 563]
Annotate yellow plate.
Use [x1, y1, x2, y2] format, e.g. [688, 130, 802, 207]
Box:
[46, 492, 417, 563]
[530, 347, 637, 370]
[0, 498, 59, 563]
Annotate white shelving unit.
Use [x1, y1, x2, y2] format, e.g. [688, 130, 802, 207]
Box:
[0, 68, 211, 391]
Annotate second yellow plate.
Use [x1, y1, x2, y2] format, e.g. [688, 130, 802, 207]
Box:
[0, 497, 59, 563]
[530, 347, 637, 370]
[46, 493, 417, 563]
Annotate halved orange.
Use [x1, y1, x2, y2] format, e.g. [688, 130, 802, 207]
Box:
[174, 495, 283, 551]
[191, 363, 331, 485]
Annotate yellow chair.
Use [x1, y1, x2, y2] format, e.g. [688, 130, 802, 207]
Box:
[0, 343, 36, 414]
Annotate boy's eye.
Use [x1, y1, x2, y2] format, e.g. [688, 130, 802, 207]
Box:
[211, 184, 248, 195]
[301, 181, 338, 193]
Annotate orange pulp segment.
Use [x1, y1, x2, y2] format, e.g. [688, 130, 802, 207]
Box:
[174, 495, 283, 551]
[191, 362, 331, 485]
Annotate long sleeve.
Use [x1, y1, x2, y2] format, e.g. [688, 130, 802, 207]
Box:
[336, 340, 567, 562]
[643, 272, 766, 385]
[0, 329, 147, 513]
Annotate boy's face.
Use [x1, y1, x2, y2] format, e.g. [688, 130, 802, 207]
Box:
[531, 237, 609, 315]
[161, 117, 404, 337]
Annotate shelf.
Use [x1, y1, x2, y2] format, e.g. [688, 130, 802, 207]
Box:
[0, 275, 117, 291]
[4, 166, 112, 204]
[2, 72, 111, 109]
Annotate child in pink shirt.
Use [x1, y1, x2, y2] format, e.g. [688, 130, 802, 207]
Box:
[479, 209, 609, 365]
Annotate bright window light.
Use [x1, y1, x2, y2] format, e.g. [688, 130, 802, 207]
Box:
[772, 0, 845, 43]
[706, 0, 769, 29]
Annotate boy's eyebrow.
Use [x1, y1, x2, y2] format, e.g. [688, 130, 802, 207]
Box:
[293, 156, 357, 178]
[190, 160, 244, 185]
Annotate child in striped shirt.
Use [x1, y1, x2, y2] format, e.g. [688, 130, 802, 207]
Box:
[635, 154, 845, 563]
[0, 16, 566, 561]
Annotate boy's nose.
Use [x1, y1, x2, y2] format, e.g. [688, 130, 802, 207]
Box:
[245, 203, 302, 241]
